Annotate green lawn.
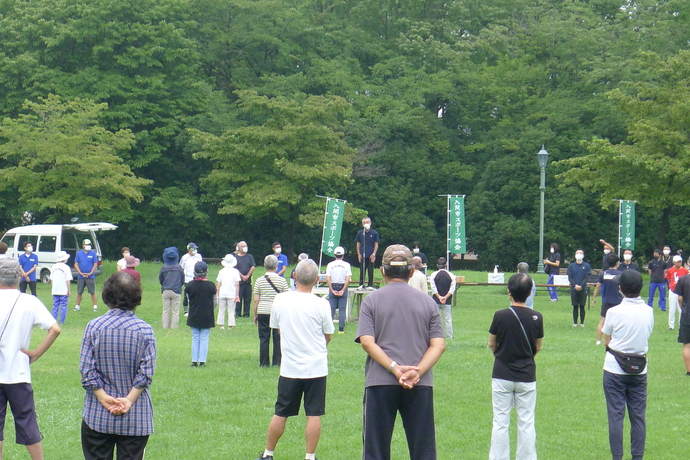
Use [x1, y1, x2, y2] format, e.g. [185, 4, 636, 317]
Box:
[3, 263, 687, 459]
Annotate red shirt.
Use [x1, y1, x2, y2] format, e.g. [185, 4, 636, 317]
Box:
[122, 268, 141, 284]
[665, 266, 688, 291]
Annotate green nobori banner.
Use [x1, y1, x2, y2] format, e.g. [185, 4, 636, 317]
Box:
[619, 200, 635, 251]
[321, 198, 346, 256]
[448, 196, 466, 254]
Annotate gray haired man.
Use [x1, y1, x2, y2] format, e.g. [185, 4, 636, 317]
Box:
[517, 262, 537, 309]
[0, 258, 61, 460]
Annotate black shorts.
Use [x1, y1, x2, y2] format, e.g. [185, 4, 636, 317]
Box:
[678, 323, 690, 344]
[274, 376, 326, 417]
[571, 288, 587, 306]
[601, 302, 616, 318]
[0, 383, 42, 445]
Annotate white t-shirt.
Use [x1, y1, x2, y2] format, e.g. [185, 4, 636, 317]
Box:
[270, 291, 334, 379]
[117, 258, 127, 270]
[326, 259, 352, 284]
[50, 263, 73, 295]
[602, 296, 654, 375]
[180, 253, 203, 283]
[0, 290, 56, 383]
[216, 267, 241, 298]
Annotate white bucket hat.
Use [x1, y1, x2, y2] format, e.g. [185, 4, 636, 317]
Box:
[57, 251, 70, 263]
[221, 254, 237, 268]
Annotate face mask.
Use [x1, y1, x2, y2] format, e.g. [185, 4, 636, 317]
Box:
[624, 253, 632, 261]
[242, 247, 248, 253]
[364, 223, 371, 230]
[123, 252, 130, 258]
[550, 248, 554, 254]
[575, 254, 584, 261]
[664, 250, 671, 256]
[26, 247, 33, 253]
[191, 249, 197, 255]
[413, 248, 419, 254]
[604, 249, 611, 255]
[84, 245, 92, 251]
[275, 247, 282, 254]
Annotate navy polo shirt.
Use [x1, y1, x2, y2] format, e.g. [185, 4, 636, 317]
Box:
[566, 261, 591, 291]
[18, 253, 39, 282]
[598, 268, 623, 305]
[648, 259, 667, 284]
[355, 228, 380, 257]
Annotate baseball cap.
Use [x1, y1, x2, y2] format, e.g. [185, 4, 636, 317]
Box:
[382, 245, 412, 266]
[187, 242, 198, 250]
[334, 246, 345, 256]
[82, 239, 92, 246]
[194, 261, 208, 273]
[673, 255, 682, 262]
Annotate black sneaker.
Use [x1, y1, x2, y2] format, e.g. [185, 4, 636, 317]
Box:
[255, 453, 273, 460]
[199, 362, 206, 367]
[191, 362, 198, 367]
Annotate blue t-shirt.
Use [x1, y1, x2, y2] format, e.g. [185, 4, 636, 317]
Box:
[566, 261, 591, 291]
[18, 253, 39, 282]
[75, 250, 98, 279]
[598, 268, 623, 305]
[355, 229, 380, 257]
[275, 253, 289, 278]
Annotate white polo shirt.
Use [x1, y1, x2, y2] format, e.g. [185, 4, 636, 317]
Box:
[270, 291, 334, 379]
[216, 267, 241, 298]
[602, 296, 654, 375]
[0, 289, 56, 384]
[326, 259, 352, 284]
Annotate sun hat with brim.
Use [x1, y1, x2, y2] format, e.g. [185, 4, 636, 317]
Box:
[221, 254, 237, 268]
[125, 256, 140, 268]
[56, 251, 70, 263]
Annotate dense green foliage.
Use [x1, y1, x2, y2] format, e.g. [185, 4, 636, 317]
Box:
[0, 0, 689, 269]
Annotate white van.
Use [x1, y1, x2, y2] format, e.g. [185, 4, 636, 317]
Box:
[0, 222, 117, 283]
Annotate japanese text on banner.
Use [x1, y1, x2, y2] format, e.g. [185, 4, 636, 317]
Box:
[619, 200, 635, 251]
[448, 196, 466, 254]
[321, 198, 346, 256]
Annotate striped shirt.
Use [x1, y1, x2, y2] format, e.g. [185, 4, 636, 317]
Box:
[253, 273, 288, 315]
[80, 309, 156, 436]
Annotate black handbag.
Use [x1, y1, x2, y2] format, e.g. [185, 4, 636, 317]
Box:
[606, 346, 647, 374]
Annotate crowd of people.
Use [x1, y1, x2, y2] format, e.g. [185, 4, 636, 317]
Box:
[1, 219, 686, 460]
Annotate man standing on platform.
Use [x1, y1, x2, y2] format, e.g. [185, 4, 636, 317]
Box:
[567, 249, 591, 327]
[355, 217, 380, 289]
[235, 241, 256, 318]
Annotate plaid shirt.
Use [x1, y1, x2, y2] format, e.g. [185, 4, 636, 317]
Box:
[80, 309, 156, 436]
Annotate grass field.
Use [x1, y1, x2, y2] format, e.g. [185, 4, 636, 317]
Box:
[2, 262, 688, 459]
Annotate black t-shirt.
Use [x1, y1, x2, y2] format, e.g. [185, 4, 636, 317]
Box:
[546, 253, 561, 275]
[186, 279, 217, 329]
[648, 259, 667, 284]
[618, 262, 640, 273]
[489, 306, 544, 382]
[235, 253, 256, 284]
[673, 275, 690, 325]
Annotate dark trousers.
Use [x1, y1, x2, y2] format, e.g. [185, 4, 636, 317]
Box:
[257, 314, 281, 367]
[363, 385, 436, 460]
[603, 371, 647, 460]
[81, 419, 149, 460]
[19, 280, 37, 296]
[236, 283, 252, 317]
[328, 284, 348, 331]
[360, 257, 374, 287]
[571, 288, 587, 324]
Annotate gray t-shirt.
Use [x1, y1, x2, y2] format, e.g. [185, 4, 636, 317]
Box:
[355, 281, 444, 387]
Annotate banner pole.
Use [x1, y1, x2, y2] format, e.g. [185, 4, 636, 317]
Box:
[318, 197, 329, 273]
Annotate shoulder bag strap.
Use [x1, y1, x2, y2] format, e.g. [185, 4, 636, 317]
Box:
[509, 306, 535, 356]
[0, 294, 22, 342]
[264, 274, 281, 294]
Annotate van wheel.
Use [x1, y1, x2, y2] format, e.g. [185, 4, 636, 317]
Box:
[40, 269, 51, 284]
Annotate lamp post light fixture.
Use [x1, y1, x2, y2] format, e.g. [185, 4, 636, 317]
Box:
[536, 145, 549, 274]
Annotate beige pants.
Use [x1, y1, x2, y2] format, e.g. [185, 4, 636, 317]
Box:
[162, 290, 180, 329]
[217, 297, 236, 327]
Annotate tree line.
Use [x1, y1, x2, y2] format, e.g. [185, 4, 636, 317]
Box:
[0, 0, 688, 270]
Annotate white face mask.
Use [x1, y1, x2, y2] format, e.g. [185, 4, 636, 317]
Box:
[26, 246, 33, 253]
[242, 246, 248, 253]
[84, 245, 92, 251]
[413, 248, 419, 254]
[191, 249, 198, 255]
[664, 250, 671, 256]
[550, 248, 554, 254]
[275, 247, 282, 254]
[603, 249, 611, 255]
[575, 253, 584, 261]
[123, 252, 130, 258]
[624, 253, 632, 261]
[364, 223, 371, 230]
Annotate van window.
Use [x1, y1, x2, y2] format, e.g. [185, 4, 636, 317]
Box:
[1, 234, 15, 249]
[17, 235, 38, 250]
[38, 235, 57, 253]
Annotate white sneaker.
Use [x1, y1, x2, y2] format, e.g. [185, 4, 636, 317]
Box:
[596, 340, 601, 345]
[73, 306, 80, 311]
[220, 326, 225, 330]
[184, 312, 189, 317]
[93, 306, 98, 311]
[573, 324, 577, 327]
[579, 324, 585, 328]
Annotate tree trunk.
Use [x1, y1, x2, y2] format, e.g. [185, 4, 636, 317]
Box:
[657, 207, 671, 249]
